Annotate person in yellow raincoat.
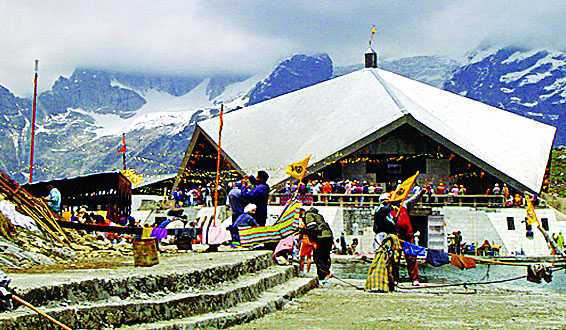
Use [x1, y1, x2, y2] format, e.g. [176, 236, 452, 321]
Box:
[365, 234, 402, 292]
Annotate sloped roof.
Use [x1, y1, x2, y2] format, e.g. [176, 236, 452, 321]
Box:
[195, 68, 556, 193]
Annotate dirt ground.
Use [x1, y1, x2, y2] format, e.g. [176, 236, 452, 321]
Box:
[233, 281, 566, 329]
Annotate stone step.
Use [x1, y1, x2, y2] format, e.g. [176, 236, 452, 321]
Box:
[10, 251, 273, 308]
[0, 265, 295, 330]
[119, 277, 319, 330]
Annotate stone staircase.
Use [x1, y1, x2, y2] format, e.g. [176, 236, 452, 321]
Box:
[0, 252, 317, 329]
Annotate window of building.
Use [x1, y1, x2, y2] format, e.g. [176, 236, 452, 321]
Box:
[541, 218, 549, 231]
[506, 217, 515, 230]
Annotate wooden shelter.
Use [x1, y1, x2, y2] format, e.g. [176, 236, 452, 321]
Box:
[25, 171, 132, 221]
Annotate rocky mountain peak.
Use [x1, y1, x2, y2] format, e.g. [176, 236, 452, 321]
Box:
[247, 53, 333, 105]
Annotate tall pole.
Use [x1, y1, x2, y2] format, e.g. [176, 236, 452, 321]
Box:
[28, 60, 39, 183]
[212, 104, 224, 225]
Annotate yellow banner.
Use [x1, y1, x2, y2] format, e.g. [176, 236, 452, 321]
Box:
[525, 194, 539, 226]
[121, 169, 143, 187]
[286, 154, 311, 181]
[390, 171, 420, 202]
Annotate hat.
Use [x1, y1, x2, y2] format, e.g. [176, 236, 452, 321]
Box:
[244, 204, 257, 213]
[379, 193, 391, 202]
[78, 207, 87, 213]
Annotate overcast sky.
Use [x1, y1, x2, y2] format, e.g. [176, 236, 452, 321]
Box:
[1, 0, 565, 95]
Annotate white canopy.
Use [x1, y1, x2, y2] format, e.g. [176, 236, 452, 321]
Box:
[194, 68, 555, 193]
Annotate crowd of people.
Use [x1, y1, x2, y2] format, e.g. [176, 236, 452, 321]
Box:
[274, 179, 536, 209]
[42, 170, 561, 292]
[278, 179, 473, 196]
[165, 176, 534, 212]
[171, 184, 214, 208]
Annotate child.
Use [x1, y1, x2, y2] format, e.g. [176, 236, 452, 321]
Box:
[299, 233, 316, 274]
[348, 238, 359, 255]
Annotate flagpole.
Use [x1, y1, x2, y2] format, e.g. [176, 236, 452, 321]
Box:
[122, 133, 127, 170]
[537, 224, 563, 256]
[292, 179, 302, 200]
[525, 192, 564, 256]
[212, 104, 224, 226]
[28, 60, 39, 183]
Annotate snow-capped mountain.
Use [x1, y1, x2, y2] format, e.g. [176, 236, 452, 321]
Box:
[248, 54, 333, 105]
[333, 56, 460, 88]
[0, 86, 31, 182]
[0, 54, 334, 181]
[444, 46, 565, 145]
[1, 47, 564, 182]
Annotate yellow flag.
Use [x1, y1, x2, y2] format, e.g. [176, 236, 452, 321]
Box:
[121, 169, 143, 187]
[286, 155, 311, 181]
[390, 171, 420, 202]
[370, 25, 377, 35]
[525, 194, 539, 226]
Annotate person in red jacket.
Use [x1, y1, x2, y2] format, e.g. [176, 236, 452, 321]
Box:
[390, 186, 425, 286]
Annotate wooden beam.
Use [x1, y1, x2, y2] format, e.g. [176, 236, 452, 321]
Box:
[173, 125, 245, 191]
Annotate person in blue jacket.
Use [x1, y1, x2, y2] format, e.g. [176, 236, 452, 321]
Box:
[228, 204, 260, 244]
[241, 171, 270, 226]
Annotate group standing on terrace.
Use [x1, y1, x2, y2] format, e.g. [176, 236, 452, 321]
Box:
[271, 179, 534, 208]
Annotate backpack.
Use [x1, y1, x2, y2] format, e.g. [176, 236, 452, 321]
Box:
[305, 211, 333, 240]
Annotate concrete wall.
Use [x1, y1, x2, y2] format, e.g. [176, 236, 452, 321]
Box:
[439, 207, 506, 253]
[271, 205, 566, 257]
[342, 208, 373, 235]
[148, 202, 566, 257]
[438, 207, 566, 256]
[484, 208, 564, 256]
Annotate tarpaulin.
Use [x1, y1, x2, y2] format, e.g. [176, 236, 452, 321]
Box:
[402, 241, 426, 257]
[426, 249, 450, 267]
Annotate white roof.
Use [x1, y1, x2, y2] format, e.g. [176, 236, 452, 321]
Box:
[197, 68, 555, 192]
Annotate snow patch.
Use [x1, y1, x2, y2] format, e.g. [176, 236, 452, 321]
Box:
[69, 79, 226, 137]
[500, 53, 563, 85]
[465, 46, 500, 64]
[214, 71, 268, 103]
[110, 79, 132, 90]
[543, 77, 566, 92]
[520, 72, 552, 86]
[501, 49, 542, 64]
[522, 101, 538, 107]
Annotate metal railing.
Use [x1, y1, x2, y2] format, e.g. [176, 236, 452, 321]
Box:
[268, 193, 514, 208]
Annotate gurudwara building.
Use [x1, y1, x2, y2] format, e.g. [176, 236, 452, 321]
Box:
[173, 50, 562, 256]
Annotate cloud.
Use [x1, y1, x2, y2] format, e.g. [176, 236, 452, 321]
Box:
[419, 0, 566, 57]
[1, 0, 565, 95]
[0, 0, 295, 95]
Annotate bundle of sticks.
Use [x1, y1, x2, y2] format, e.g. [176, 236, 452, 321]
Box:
[0, 172, 69, 244]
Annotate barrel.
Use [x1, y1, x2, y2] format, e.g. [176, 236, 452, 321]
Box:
[133, 238, 159, 267]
